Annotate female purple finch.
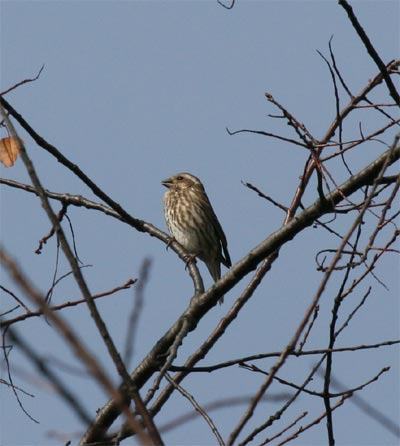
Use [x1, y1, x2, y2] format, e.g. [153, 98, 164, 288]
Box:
[162, 173, 231, 303]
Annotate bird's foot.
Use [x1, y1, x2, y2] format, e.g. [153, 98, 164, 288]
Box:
[184, 254, 197, 270]
[165, 236, 176, 250]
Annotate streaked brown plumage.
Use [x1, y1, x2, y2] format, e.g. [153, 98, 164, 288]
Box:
[162, 172, 231, 303]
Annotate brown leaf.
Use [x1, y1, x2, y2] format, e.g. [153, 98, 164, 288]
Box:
[0, 136, 21, 167]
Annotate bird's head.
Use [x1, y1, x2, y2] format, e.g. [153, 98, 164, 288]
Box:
[162, 172, 202, 190]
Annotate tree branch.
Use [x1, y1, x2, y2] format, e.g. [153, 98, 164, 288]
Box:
[338, 0, 400, 106]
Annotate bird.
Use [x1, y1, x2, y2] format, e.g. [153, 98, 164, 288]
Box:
[162, 172, 231, 303]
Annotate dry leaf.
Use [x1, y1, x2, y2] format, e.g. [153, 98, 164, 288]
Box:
[0, 136, 21, 167]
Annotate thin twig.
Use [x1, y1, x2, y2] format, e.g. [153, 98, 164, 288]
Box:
[217, 0, 235, 9]
[169, 339, 400, 373]
[0, 65, 44, 96]
[0, 285, 31, 311]
[1, 278, 136, 329]
[276, 393, 352, 446]
[226, 127, 309, 149]
[241, 363, 390, 399]
[259, 411, 308, 445]
[165, 373, 225, 445]
[124, 259, 150, 368]
[242, 181, 288, 212]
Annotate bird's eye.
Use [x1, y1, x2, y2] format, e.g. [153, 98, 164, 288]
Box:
[176, 176, 184, 181]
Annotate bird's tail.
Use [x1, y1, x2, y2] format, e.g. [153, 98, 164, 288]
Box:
[207, 261, 224, 304]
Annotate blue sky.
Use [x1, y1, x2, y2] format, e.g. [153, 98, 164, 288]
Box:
[1, 1, 399, 445]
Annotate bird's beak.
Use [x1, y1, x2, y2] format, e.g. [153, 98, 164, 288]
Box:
[162, 177, 173, 188]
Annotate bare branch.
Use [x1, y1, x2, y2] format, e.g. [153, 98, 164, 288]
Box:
[0, 65, 45, 96]
[124, 260, 150, 368]
[260, 411, 308, 445]
[217, 0, 235, 9]
[276, 393, 351, 446]
[0, 285, 31, 312]
[1, 278, 137, 329]
[169, 340, 400, 373]
[226, 127, 309, 149]
[339, 0, 400, 106]
[165, 374, 224, 445]
[242, 181, 288, 212]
